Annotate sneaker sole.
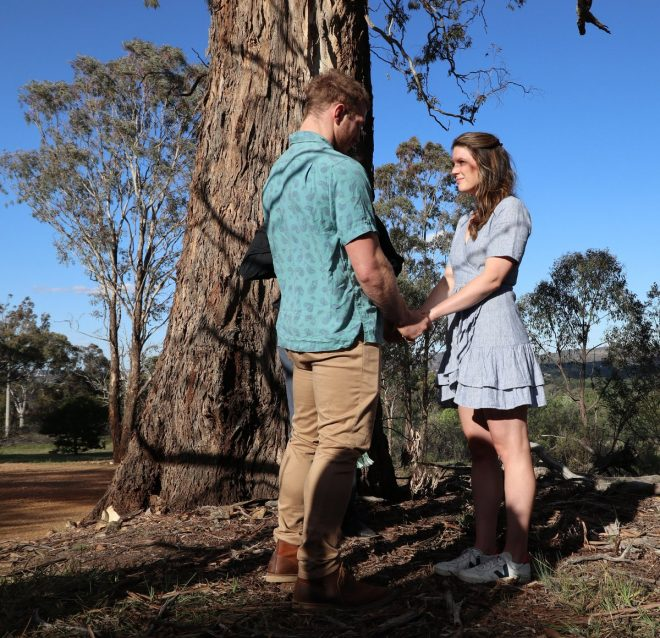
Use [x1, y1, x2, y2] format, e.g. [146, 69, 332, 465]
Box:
[457, 572, 530, 585]
[433, 567, 458, 577]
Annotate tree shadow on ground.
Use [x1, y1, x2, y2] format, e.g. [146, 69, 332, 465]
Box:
[0, 474, 656, 636]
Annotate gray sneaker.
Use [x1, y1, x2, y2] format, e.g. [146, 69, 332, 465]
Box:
[457, 551, 531, 584]
[433, 547, 496, 577]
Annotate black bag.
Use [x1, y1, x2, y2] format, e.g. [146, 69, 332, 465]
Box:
[238, 225, 276, 280]
[239, 217, 404, 281]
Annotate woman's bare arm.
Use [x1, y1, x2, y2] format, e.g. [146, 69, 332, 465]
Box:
[426, 257, 515, 321]
[421, 265, 455, 314]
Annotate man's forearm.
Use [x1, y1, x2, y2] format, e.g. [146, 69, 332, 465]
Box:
[356, 250, 410, 325]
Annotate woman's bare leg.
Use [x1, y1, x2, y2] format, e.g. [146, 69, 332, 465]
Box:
[458, 406, 502, 556]
[485, 406, 535, 564]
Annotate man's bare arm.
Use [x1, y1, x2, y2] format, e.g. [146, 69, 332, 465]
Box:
[345, 232, 419, 328]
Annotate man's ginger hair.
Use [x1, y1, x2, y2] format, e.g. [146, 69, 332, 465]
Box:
[303, 70, 370, 118]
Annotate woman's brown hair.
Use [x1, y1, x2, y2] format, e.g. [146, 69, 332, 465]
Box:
[452, 132, 516, 240]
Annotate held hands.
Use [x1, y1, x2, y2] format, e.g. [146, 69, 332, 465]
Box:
[397, 309, 431, 342]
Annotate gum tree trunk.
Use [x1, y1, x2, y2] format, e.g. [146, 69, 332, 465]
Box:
[108, 291, 122, 463]
[93, 0, 373, 516]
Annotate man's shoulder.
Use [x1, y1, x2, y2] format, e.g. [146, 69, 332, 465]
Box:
[325, 155, 370, 191]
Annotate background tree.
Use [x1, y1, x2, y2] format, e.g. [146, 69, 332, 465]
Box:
[0, 297, 110, 439]
[374, 137, 461, 469]
[0, 297, 50, 437]
[519, 249, 632, 462]
[41, 395, 108, 455]
[39, 341, 110, 421]
[0, 40, 204, 462]
[6, 330, 74, 434]
[595, 284, 659, 473]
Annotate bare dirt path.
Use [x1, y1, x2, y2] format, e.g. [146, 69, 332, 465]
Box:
[0, 462, 116, 542]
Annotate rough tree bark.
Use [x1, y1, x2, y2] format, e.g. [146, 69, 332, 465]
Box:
[93, 0, 373, 516]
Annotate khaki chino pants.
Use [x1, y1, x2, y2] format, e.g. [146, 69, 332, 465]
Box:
[274, 340, 381, 579]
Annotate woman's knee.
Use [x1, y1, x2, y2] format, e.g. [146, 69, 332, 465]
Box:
[466, 435, 498, 462]
[493, 439, 533, 470]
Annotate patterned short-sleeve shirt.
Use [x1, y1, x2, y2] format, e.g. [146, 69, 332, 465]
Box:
[263, 131, 382, 352]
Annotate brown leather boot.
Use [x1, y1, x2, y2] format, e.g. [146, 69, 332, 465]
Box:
[293, 565, 394, 609]
[264, 540, 299, 583]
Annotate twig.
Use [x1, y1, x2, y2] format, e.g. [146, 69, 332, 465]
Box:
[323, 615, 350, 630]
[587, 601, 660, 620]
[579, 518, 592, 550]
[156, 593, 179, 620]
[440, 580, 463, 628]
[620, 537, 660, 552]
[565, 545, 633, 565]
[565, 553, 633, 565]
[375, 609, 423, 632]
[12, 557, 68, 575]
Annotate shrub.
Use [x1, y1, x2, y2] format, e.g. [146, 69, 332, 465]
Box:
[41, 395, 107, 454]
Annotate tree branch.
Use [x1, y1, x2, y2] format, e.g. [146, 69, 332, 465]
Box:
[577, 0, 611, 36]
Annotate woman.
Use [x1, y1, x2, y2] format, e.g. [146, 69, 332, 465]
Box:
[422, 132, 545, 584]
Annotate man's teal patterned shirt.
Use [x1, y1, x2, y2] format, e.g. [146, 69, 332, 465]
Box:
[263, 131, 383, 352]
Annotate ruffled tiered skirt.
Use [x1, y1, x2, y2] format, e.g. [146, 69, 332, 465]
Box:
[437, 288, 546, 410]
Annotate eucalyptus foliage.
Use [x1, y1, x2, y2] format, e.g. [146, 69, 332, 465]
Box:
[597, 284, 660, 471]
[374, 137, 464, 464]
[0, 297, 51, 388]
[0, 40, 205, 453]
[0, 297, 109, 435]
[519, 249, 634, 448]
[42, 394, 108, 455]
[0, 40, 204, 344]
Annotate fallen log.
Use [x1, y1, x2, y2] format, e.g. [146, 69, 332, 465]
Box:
[530, 442, 660, 495]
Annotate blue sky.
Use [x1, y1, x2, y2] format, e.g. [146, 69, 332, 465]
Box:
[1, 1, 658, 350]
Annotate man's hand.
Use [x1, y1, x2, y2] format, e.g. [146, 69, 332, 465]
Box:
[397, 310, 431, 342]
[384, 320, 405, 343]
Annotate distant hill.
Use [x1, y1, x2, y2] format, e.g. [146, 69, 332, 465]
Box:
[430, 347, 612, 381]
[539, 346, 612, 381]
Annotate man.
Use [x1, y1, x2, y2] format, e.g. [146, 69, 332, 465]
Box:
[263, 70, 428, 609]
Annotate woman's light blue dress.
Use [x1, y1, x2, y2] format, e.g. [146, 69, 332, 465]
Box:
[437, 196, 546, 410]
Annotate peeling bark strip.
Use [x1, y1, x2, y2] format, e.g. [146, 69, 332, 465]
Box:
[93, 1, 373, 517]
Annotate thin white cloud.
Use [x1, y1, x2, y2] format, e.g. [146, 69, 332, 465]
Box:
[34, 285, 100, 295]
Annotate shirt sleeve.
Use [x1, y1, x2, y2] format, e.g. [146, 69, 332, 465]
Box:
[333, 159, 377, 245]
[485, 198, 532, 263]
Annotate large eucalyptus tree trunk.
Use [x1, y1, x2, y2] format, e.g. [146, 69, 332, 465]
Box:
[93, 0, 372, 515]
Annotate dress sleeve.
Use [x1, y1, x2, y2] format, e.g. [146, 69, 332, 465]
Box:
[485, 198, 531, 263]
[333, 159, 377, 245]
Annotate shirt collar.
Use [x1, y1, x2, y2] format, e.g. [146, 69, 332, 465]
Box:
[288, 131, 333, 148]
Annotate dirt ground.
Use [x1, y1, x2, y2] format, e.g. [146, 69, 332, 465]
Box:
[0, 470, 658, 637]
[0, 462, 116, 542]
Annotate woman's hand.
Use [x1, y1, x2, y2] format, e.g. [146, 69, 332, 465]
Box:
[397, 309, 431, 342]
